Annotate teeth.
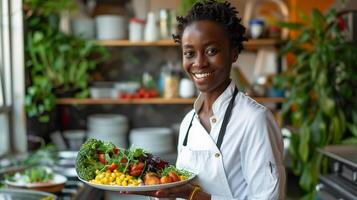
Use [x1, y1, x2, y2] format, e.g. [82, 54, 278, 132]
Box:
[194, 72, 211, 79]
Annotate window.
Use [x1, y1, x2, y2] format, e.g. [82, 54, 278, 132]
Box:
[0, 0, 25, 155]
[0, 0, 11, 155]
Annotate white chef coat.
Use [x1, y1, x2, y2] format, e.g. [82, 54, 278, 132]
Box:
[176, 81, 285, 200]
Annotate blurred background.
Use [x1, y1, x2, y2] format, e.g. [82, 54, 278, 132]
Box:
[0, 0, 356, 199]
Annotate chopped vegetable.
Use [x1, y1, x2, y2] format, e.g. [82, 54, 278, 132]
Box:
[76, 138, 192, 186]
[5, 166, 54, 183]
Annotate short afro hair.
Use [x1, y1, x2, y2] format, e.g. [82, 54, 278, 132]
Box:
[173, 0, 248, 53]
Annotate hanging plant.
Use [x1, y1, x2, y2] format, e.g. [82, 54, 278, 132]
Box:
[274, 8, 357, 199]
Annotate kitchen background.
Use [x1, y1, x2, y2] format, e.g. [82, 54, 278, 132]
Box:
[0, 0, 356, 199]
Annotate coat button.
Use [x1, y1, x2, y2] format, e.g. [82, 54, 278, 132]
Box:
[215, 153, 220, 158]
[211, 118, 217, 123]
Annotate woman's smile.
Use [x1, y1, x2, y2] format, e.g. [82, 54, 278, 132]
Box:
[192, 71, 213, 79]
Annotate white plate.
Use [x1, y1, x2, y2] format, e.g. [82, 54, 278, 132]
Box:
[78, 174, 196, 192]
[5, 174, 67, 188]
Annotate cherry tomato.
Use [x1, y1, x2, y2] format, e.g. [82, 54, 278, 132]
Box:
[129, 162, 145, 176]
[120, 93, 130, 99]
[168, 171, 180, 182]
[113, 147, 119, 154]
[131, 162, 145, 171]
[120, 157, 128, 163]
[98, 153, 106, 164]
[160, 176, 173, 184]
[148, 90, 158, 98]
[138, 88, 146, 95]
[129, 169, 142, 177]
[132, 92, 141, 99]
[108, 163, 117, 172]
[144, 174, 160, 185]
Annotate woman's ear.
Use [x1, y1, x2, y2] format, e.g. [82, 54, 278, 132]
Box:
[231, 49, 239, 63]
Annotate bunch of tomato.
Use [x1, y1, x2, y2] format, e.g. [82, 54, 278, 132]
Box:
[119, 88, 159, 99]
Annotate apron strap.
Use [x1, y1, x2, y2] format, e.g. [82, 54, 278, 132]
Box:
[183, 112, 196, 146]
[182, 87, 238, 149]
[216, 87, 238, 149]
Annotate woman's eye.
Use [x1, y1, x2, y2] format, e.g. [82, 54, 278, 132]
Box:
[206, 48, 218, 56]
[183, 51, 194, 58]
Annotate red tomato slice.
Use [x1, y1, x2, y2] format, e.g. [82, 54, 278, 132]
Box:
[98, 153, 106, 164]
[108, 163, 117, 172]
[168, 171, 180, 182]
[160, 175, 173, 184]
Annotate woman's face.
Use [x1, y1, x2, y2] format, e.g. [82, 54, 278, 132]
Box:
[181, 20, 238, 94]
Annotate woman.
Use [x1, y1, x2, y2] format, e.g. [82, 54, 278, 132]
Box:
[129, 1, 285, 199]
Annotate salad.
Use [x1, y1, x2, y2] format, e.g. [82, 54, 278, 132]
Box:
[5, 166, 54, 184]
[75, 138, 192, 187]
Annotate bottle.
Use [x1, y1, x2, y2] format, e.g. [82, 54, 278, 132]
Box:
[163, 62, 179, 98]
[144, 12, 158, 42]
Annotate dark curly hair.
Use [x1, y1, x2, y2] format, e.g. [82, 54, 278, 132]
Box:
[173, 0, 247, 53]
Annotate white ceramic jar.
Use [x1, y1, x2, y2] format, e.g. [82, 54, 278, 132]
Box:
[95, 15, 127, 40]
[179, 78, 195, 98]
[249, 19, 265, 39]
[71, 17, 95, 39]
[129, 18, 145, 41]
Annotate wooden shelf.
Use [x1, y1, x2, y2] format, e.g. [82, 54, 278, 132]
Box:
[95, 39, 279, 48]
[57, 98, 195, 105]
[95, 39, 178, 47]
[244, 39, 279, 50]
[56, 97, 285, 105]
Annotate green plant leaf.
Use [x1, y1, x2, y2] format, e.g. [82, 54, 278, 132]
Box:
[299, 163, 312, 191]
[320, 97, 335, 116]
[298, 124, 310, 162]
[347, 123, 357, 137]
[311, 9, 325, 35]
[276, 21, 304, 30]
[341, 137, 357, 145]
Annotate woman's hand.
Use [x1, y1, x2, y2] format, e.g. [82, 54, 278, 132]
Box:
[121, 183, 195, 199]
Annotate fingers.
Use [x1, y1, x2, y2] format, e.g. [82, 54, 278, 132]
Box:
[120, 191, 156, 196]
[155, 189, 168, 197]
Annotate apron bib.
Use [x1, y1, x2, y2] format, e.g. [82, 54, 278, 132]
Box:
[176, 87, 238, 198]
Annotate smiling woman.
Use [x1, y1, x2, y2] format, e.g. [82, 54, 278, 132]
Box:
[128, 1, 286, 200]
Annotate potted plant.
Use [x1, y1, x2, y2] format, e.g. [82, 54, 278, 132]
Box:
[24, 0, 109, 122]
[275, 8, 357, 199]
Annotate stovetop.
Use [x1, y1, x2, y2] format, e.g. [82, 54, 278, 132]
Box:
[317, 145, 357, 200]
[319, 145, 357, 168]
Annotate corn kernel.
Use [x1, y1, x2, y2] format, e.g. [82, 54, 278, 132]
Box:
[122, 180, 128, 186]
